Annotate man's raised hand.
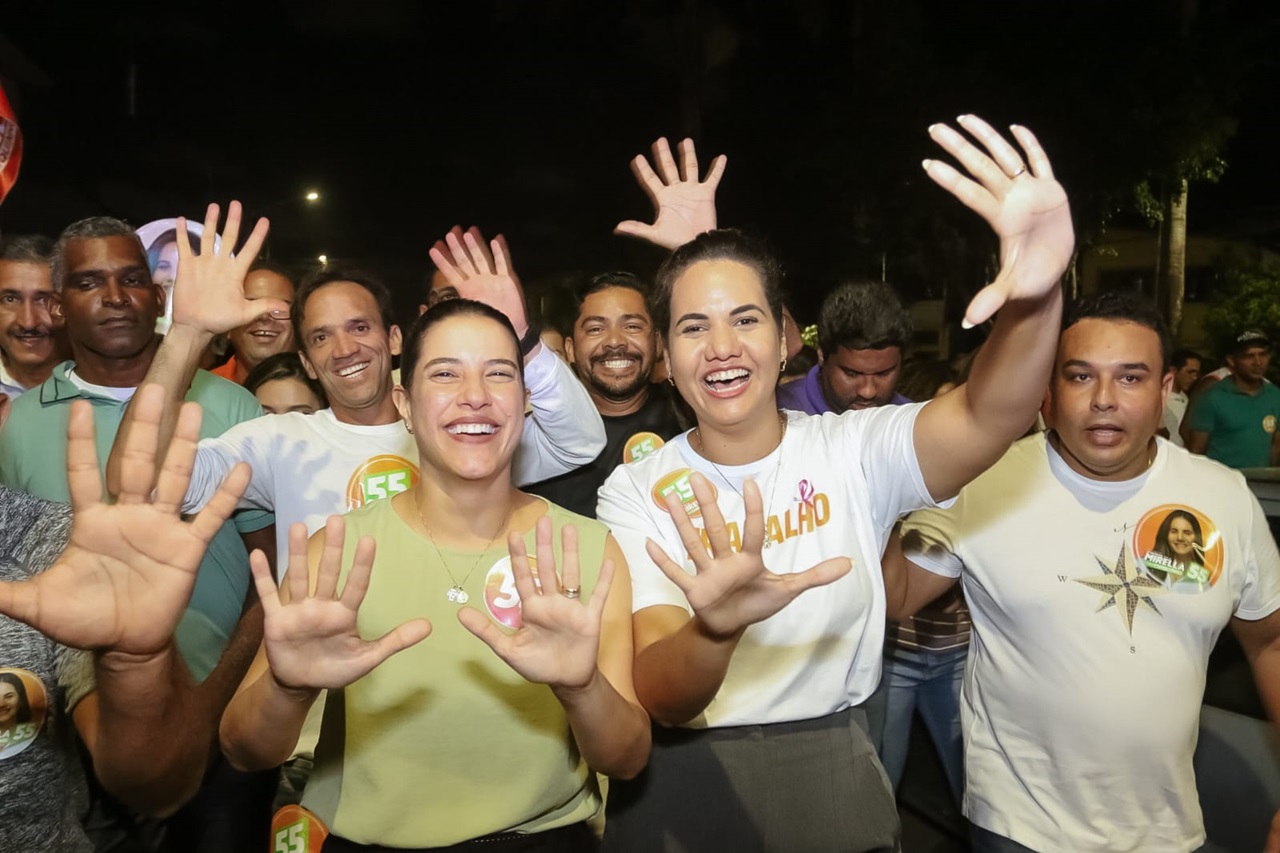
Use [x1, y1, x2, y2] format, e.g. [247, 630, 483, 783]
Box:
[428, 226, 530, 338]
[923, 117, 1073, 328]
[171, 201, 286, 336]
[0, 385, 250, 655]
[615, 137, 726, 251]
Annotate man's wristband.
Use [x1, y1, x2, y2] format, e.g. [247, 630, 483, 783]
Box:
[520, 324, 542, 356]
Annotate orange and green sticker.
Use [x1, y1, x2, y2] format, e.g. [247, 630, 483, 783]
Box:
[623, 432, 665, 464]
[345, 454, 419, 510]
[270, 804, 328, 853]
[651, 468, 714, 518]
[1131, 504, 1223, 592]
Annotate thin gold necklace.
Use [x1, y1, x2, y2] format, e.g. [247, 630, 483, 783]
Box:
[693, 411, 788, 549]
[412, 496, 511, 604]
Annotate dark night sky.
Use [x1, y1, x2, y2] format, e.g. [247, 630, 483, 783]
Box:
[3, 1, 1278, 325]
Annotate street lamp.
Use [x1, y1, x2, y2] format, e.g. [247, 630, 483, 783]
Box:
[305, 190, 320, 202]
[318, 254, 328, 266]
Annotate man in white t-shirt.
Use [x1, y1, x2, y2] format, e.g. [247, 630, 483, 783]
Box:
[108, 206, 606, 578]
[1160, 347, 1200, 447]
[886, 292, 1280, 852]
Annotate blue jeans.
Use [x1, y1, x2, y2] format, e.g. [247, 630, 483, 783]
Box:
[865, 644, 967, 804]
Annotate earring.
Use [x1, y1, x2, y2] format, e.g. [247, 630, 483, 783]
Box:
[780, 357, 787, 374]
[404, 421, 414, 434]
[667, 375, 675, 387]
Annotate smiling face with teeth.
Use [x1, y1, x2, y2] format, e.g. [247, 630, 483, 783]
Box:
[1043, 317, 1172, 482]
[298, 280, 402, 426]
[666, 258, 786, 453]
[228, 269, 295, 374]
[394, 308, 527, 483]
[565, 284, 657, 416]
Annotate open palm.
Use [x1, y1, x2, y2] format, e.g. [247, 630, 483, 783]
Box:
[170, 201, 287, 335]
[648, 473, 850, 638]
[924, 117, 1073, 327]
[428, 226, 530, 337]
[459, 520, 611, 690]
[0, 387, 249, 655]
[253, 518, 431, 691]
[615, 137, 726, 251]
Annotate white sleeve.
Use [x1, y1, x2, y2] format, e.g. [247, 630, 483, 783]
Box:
[900, 504, 966, 579]
[182, 417, 279, 514]
[842, 402, 944, 528]
[511, 345, 607, 486]
[596, 464, 692, 614]
[1234, 492, 1280, 620]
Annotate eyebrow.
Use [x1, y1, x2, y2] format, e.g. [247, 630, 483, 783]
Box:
[423, 357, 520, 370]
[580, 313, 649, 325]
[71, 264, 150, 278]
[1062, 359, 1152, 371]
[307, 315, 375, 335]
[674, 304, 766, 326]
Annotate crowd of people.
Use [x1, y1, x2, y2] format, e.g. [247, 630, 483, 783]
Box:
[0, 116, 1277, 853]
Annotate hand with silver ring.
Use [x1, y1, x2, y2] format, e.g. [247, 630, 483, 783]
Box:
[922, 115, 1073, 328]
[458, 517, 615, 691]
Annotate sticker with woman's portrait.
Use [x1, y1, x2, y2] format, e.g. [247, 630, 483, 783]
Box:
[1132, 504, 1223, 594]
[0, 668, 48, 759]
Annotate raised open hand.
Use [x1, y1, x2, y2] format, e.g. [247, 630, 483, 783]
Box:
[615, 137, 726, 251]
[0, 385, 250, 655]
[458, 519, 613, 690]
[924, 117, 1073, 327]
[253, 518, 432, 691]
[428, 226, 530, 337]
[171, 201, 286, 336]
[648, 473, 850, 637]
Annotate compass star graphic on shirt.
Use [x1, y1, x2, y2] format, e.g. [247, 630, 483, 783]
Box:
[1072, 543, 1165, 635]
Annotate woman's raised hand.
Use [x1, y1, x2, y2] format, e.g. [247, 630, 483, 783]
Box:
[459, 518, 613, 691]
[924, 117, 1073, 328]
[252, 518, 432, 692]
[648, 473, 850, 638]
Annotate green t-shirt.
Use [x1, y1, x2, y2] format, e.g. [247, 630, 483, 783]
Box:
[1189, 377, 1280, 469]
[0, 362, 273, 679]
[303, 496, 607, 847]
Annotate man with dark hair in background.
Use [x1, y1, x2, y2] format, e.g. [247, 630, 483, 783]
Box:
[0, 234, 63, 400]
[1160, 347, 1201, 447]
[1188, 330, 1280, 469]
[777, 279, 914, 414]
[210, 260, 296, 385]
[529, 271, 683, 517]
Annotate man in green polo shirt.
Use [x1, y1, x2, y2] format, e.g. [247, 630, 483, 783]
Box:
[1188, 329, 1280, 469]
[0, 216, 272, 678]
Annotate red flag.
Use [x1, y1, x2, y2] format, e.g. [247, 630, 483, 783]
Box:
[0, 84, 23, 204]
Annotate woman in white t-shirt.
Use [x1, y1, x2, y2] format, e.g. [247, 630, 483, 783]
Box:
[597, 117, 1075, 852]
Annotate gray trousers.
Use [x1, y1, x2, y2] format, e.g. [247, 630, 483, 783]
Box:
[602, 707, 899, 853]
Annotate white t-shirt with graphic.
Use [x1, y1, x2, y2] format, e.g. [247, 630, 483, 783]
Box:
[597, 404, 939, 728]
[902, 433, 1280, 852]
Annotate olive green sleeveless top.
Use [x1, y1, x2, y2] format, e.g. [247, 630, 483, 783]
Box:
[302, 496, 608, 847]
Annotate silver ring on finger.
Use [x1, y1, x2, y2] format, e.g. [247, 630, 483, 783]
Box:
[1010, 166, 1028, 179]
[561, 587, 581, 600]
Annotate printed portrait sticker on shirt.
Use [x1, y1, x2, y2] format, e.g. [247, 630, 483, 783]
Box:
[1132, 503, 1223, 592]
[0, 667, 48, 759]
